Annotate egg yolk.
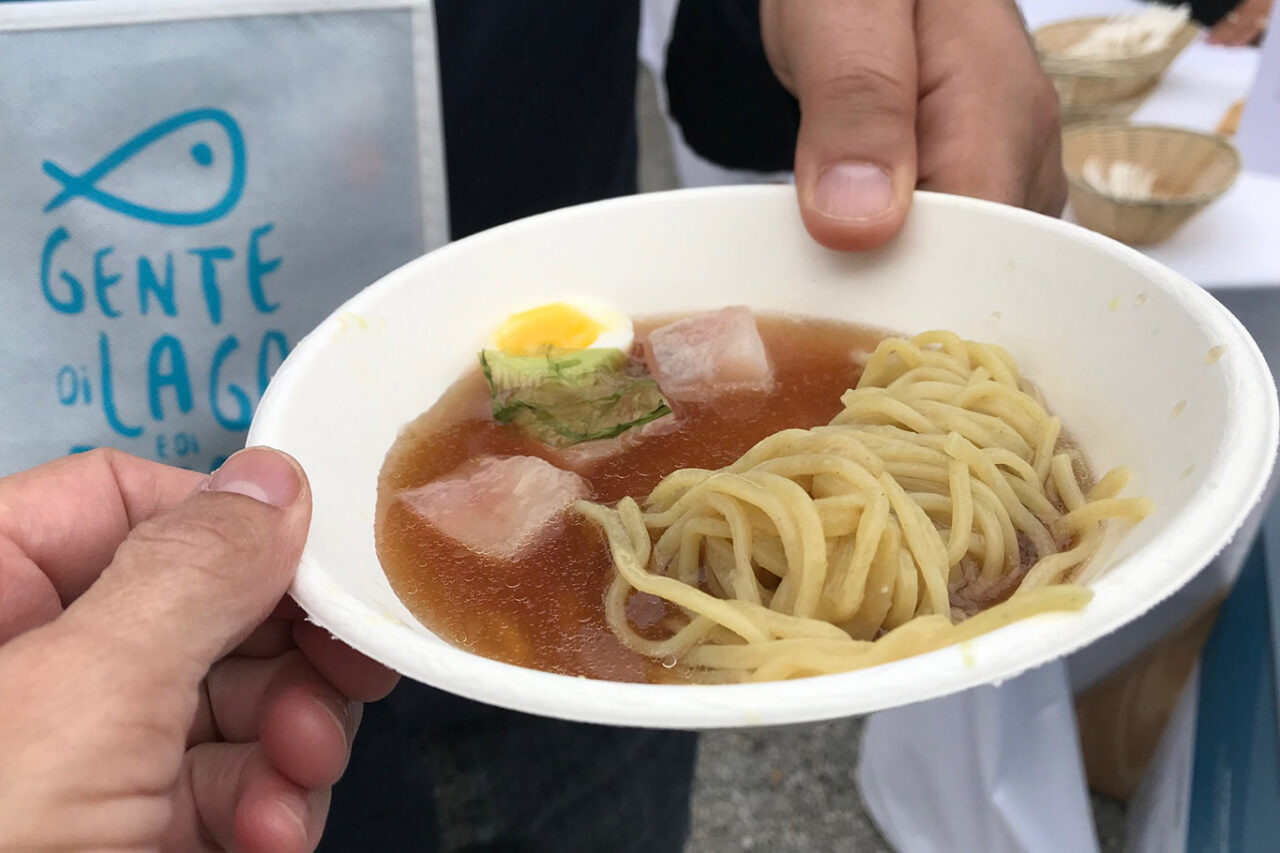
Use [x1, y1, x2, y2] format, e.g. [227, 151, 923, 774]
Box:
[492, 303, 606, 354]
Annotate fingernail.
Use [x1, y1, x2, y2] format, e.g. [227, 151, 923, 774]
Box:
[209, 447, 302, 508]
[812, 162, 895, 221]
[317, 695, 355, 747]
[275, 797, 309, 846]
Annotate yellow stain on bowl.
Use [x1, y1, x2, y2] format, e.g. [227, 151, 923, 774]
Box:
[1108, 296, 1122, 311]
[331, 312, 386, 344]
[1172, 400, 1187, 418]
[338, 312, 369, 331]
[1205, 346, 1225, 365]
[960, 641, 976, 669]
[332, 313, 373, 342]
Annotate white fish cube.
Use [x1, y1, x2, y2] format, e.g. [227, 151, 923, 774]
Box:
[644, 306, 773, 402]
[401, 455, 589, 559]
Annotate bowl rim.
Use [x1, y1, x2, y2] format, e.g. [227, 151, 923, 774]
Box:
[1062, 122, 1243, 209]
[249, 186, 1279, 729]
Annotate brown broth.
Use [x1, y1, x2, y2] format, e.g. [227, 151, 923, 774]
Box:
[375, 314, 886, 682]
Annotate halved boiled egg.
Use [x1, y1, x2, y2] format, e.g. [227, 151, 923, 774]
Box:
[488, 299, 634, 355]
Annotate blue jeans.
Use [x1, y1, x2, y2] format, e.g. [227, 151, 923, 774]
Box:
[319, 681, 698, 852]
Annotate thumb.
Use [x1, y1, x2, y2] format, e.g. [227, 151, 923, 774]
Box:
[59, 447, 311, 691]
[764, 0, 919, 251]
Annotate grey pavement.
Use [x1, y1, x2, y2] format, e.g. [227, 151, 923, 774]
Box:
[634, 64, 1128, 853]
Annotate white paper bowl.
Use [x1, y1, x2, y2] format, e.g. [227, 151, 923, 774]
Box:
[248, 187, 1278, 729]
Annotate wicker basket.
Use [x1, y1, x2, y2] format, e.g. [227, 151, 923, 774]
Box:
[1053, 76, 1160, 125]
[1035, 17, 1199, 125]
[1062, 123, 1241, 245]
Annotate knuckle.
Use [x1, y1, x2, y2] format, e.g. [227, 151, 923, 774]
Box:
[81, 446, 119, 468]
[806, 64, 915, 123]
[78, 446, 128, 483]
[124, 500, 273, 568]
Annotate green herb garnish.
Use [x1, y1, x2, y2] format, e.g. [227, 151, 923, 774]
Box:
[480, 348, 672, 448]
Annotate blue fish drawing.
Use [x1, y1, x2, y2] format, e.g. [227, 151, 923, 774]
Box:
[43, 107, 246, 226]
